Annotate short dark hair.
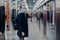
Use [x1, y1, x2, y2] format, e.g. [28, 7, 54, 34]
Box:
[20, 6, 22, 9]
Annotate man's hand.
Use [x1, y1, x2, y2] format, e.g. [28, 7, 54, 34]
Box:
[0, 32, 3, 39]
[27, 11, 31, 17]
[22, 32, 25, 36]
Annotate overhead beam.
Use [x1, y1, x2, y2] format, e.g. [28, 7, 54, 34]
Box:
[33, 0, 52, 12]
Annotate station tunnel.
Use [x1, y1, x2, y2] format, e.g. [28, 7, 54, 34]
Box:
[0, 0, 60, 40]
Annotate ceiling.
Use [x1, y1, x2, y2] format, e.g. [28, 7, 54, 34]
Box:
[19, 0, 37, 12]
[26, 0, 37, 9]
[0, 0, 60, 12]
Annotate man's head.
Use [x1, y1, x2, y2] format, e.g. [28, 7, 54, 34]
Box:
[20, 6, 25, 9]
[19, 5, 26, 13]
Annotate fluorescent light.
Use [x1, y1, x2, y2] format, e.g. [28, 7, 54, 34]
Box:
[33, 0, 36, 2]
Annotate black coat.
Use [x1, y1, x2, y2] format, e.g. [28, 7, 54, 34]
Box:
[16, 13, 28, 37]
[0, 6, 5, 33]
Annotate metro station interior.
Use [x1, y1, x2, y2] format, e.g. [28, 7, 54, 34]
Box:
[0, 0, 60, 40]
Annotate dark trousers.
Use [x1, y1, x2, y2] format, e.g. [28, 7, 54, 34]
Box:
[20, 37, 24, 40]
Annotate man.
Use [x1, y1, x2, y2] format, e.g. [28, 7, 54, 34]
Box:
[16, 6, 31, 40]
[0, 6, 5, 40]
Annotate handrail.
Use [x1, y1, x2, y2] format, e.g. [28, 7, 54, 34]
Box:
[33, 0, 52, 13]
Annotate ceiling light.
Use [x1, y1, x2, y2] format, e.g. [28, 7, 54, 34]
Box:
[33, 0, 36, 2]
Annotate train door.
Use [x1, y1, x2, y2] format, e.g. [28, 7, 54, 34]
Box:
[46, 1, 56, 40]
[56, 0, 60, 40]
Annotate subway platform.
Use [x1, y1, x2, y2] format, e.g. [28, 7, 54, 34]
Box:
[5, 18, 47, 40]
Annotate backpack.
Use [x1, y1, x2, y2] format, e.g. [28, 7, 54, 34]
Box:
[12, 18, 18, 30]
